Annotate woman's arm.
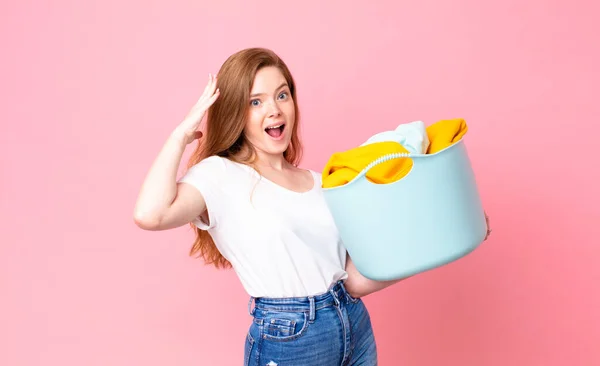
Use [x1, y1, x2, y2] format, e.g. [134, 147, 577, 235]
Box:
[133, 130, 207, 230]
[343, 254, 411, 298]
[133, 73, 220, 230]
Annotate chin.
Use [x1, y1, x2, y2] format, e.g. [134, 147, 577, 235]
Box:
[266, 144, 290, 155]
[256, 139, 291, 156]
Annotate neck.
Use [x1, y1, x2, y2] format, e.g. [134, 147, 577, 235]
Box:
[254, 150, 289, 171]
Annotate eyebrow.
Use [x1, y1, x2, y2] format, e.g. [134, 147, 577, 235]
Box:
[250, 82, 289, 98]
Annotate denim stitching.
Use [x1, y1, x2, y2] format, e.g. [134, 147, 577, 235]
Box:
[244, 332, 254, 366]
[259, 311, 310, 342]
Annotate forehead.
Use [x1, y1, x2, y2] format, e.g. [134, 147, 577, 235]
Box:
[251, 66, 288, 93]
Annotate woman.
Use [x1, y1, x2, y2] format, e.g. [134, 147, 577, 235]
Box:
[134, 47, 489, 365]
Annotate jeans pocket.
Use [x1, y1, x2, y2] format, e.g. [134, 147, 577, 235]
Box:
[257, 310, 309, 342]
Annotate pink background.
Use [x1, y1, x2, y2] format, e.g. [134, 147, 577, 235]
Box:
[2, 0, 599, 365]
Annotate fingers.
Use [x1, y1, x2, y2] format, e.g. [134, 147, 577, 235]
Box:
[202, 74, 220, 108]
[200, 73, 212, 100]
[209, 88, 220, 104]
[194, 131, 203, 140]
[199, 73, 218, 101]
[207, 74, 218, 98]
[188, 73, 220, 123]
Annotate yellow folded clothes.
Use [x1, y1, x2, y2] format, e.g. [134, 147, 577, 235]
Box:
[321, 118, 468, 188]
[425, 118, 468, 154]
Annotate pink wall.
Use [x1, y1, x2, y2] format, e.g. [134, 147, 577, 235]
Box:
[2, 0, 599, 364]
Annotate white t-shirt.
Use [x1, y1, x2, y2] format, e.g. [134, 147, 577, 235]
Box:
[178, 156, 348, 298]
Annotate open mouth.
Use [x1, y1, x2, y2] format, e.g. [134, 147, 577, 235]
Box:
[265, 123, 286, 139]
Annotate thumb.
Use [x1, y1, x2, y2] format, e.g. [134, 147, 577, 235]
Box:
[194, 131, 203, 140]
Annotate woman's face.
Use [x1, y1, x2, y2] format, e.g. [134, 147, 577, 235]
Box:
[244, 66, 295, 158]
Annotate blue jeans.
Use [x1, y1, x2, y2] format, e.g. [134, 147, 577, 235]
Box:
[244, 281, 378, 365]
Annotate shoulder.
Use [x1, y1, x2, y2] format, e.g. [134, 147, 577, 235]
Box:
[309, 169, 322, 177]
[304, 167, 321, 177]
[180, 156, 232, 184]
[188, 155, 231, 172]
[306, 168, 323, 184]
[185, 155, 260, 183]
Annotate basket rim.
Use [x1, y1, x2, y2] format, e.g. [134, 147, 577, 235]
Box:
[321, 137, 466, 191]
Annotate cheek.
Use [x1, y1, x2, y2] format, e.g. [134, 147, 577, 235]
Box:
[287, 106, 296, 129]
[245, 111, 264, 137]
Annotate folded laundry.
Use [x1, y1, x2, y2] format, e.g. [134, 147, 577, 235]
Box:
[322, 118, 468, 188]
[321, 141, 414, 188]
[360, 120, 430, 154]
[425, 118, 468, 154]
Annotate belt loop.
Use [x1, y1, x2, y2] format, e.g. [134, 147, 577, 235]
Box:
[248, 296, 255, 316]
[338, 280, 348, 302]
[330, 288, 340, 308]
[308, 297, 316, 323]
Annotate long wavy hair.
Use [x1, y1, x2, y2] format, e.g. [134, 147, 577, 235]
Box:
[185, 47, 303, 268]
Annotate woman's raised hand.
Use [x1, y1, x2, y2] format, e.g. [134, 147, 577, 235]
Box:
[176, 73, 220, 145]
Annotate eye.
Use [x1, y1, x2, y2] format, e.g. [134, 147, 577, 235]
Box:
[250, 99, 261, 107]
[278, 92, 288, 100]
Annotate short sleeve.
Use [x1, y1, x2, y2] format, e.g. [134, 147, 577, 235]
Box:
[177, 156, 227, 230]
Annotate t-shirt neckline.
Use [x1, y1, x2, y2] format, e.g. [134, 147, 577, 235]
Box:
[235, 161, 318, 195]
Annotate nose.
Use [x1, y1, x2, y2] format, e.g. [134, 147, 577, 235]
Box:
[266, 100, 281, 118]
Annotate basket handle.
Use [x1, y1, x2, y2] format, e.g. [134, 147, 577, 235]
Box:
[353, 152, 423, 182]
[352, 139, 465, 183]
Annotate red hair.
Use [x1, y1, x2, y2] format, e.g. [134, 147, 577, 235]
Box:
[185, 48, 303, 268]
